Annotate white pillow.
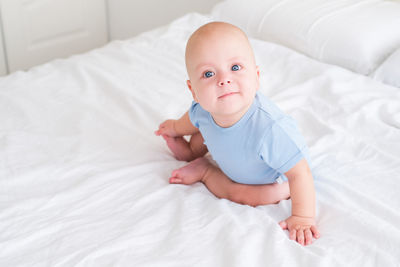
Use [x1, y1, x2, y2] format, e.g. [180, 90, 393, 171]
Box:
[371, 48, 400, 88]
[211, 0, 400, 75]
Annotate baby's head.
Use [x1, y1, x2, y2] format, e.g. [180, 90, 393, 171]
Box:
[185, 22, 260, 127]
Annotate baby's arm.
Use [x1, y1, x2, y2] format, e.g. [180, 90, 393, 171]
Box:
[279, 159, 320, 246]
[155, 111, 199, 137]
[155, 111, 208, 161]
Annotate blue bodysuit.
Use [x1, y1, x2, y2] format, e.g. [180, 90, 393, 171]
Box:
[189, 91, 310, 185]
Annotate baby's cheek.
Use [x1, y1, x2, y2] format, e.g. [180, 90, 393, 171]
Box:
[198, 100, 215, 113]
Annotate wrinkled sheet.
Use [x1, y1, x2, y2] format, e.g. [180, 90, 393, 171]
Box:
[0, 13, 399, 267]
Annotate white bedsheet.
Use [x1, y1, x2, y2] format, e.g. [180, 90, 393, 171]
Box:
[0, 13, 399, 267]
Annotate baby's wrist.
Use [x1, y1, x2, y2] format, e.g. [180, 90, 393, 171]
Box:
[292, 214, 315, 219]
[172, 120, 178, 135]
[291, 203, 315, 219]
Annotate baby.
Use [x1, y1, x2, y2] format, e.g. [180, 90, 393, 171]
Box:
[155, 22, 320, 246]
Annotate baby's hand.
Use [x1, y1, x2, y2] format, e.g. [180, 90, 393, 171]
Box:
[279, 215, 320, 246]
[154, 119, 178, 137]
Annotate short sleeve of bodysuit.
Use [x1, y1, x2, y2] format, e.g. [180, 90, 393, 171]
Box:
[259, 117, 308, 174]
[189, 101, 208, 129]
[188, 101, 200, 128]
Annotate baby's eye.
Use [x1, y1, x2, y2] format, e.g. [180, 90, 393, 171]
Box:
[231, 64, 241, 71]
[204, 71, 215, 78]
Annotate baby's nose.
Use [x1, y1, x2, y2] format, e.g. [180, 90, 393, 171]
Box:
[218, 80, 231, 86]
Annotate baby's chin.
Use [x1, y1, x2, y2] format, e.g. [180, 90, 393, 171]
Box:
[213, 102, 252, 118]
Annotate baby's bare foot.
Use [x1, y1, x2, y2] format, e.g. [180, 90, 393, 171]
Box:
[162, 135, 194, 162]
[169, 157, 211, 185]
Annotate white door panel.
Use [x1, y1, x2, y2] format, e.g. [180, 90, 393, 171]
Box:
[1, 0, 108, 72]
[0, 21, 7, 76]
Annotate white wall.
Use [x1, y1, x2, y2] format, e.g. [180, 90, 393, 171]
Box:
[0, 0, 223, 75]
[107, 0, 222, 40]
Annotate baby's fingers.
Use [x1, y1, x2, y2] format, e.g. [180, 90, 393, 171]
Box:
[310, 225, 320, 239]
[155, 125, 165, 135]
[154, 127, 162, 135]
[279, 220, 288, 230]
[305, 229, 313, 246]
[296, 229, 305, 246]
[289, 229, 296, 241]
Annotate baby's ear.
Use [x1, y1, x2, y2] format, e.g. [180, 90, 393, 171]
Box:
[255, 66, 260, 90]
[187, 80, 198, 102]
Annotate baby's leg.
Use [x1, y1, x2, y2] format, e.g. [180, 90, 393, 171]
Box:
[170, 157, 290, 206]
[163, 132, 208, 162]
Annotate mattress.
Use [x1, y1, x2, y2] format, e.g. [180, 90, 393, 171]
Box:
[0, 13, 399, 267]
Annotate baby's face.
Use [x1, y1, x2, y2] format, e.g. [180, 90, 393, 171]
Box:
[186, 23, 259, 125]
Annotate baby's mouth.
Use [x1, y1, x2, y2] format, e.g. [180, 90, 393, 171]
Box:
[218, 92, 239, 99]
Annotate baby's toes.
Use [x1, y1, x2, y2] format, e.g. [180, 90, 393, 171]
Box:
[169, 176, 183, 184]
[171, 169, 179, 177]
[169, 169, 185, 184]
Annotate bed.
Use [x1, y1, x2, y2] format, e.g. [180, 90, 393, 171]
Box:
[1, 1, 400, 266]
